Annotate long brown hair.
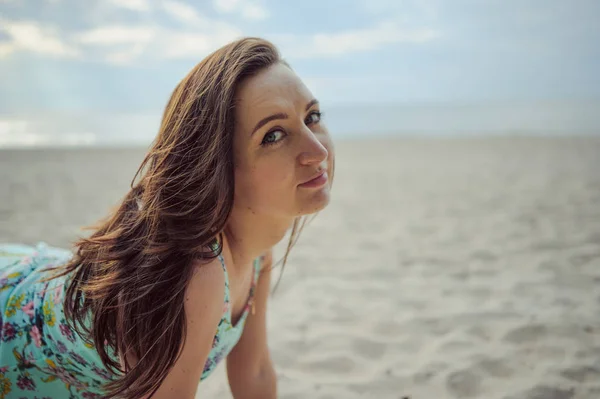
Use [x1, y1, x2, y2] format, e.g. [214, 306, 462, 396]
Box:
[40, 37, 324, 399]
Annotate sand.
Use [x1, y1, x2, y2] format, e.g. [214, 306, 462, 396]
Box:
[1, 137, 599, 398]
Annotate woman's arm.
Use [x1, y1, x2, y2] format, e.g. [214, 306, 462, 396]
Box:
[226, 250, 277, 399]
[122, 259, 226, 399]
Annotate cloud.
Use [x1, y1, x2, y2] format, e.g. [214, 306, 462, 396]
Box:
[276, 21, 439, 59]
[65, 1, 243, 64]
[104, 43, 148, 65]
[161, 0, 210, 24]
[0, 118, 97, 148]
[0, 1, 436, 64]
[105, 0, 151, 12]
[72, 22, 242, 64]
[73, 25, 157, 64]
[75, 18, 434, 64]
[213, 0, 269, 21]
[0, 42, 13, 57]
[161, 30, 243, 59]
[76, 26, 157, 46]
[0, 19, 78, 57]
[239, 3, 268, 20]
[362, 0, 438, 21]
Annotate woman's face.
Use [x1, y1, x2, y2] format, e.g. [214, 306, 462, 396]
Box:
[232, 63, 334, 219]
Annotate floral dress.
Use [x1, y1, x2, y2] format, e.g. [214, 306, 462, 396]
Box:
[0, 242, 261, 398]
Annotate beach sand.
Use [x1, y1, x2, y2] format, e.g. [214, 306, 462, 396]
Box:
[1, 137, 599, 398]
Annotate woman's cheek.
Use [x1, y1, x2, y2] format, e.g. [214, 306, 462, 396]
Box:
[256, 162, 288, 186]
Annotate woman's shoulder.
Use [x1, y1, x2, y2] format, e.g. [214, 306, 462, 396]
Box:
[186, 256, 226, 311]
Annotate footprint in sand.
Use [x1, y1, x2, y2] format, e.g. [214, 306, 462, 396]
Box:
[560, 365, 600, 383]
[503, 385, 575, 399]
[503, 324, 547, 344]
[350, 338, 387, 360]
[446, 369, 482, 398]
[474, 356, 515, 378]
[297, 356, 356, 374]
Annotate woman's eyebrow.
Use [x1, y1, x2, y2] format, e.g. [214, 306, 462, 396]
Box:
[305, 98, 319, 111]
[251, 112, 288, 136]
[251, 98, 320, 136]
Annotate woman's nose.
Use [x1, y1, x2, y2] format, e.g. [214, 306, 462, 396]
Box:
[297, 131, 329, 166]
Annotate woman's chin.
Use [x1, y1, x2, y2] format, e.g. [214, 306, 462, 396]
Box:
[296, 185, 331, 216]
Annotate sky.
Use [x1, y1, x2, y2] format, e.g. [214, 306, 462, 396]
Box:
[0, 0, 599, 146]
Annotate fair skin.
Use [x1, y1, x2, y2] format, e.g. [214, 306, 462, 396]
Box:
[134, 62, 334, 398]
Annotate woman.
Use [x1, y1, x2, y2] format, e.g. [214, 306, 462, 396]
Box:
[0, 37, 334, 398]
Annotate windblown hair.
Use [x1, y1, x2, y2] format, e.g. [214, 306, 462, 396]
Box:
[39, 37, 321, 399]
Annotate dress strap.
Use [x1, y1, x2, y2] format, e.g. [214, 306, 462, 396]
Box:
[210, 240, 230, 306]
[246, 257, 262, 315]
[210, 241, 227, 277]
[252, 257, 262, 283]
[217, 253, 229, 285]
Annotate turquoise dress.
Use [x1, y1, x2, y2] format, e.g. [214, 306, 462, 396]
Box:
[0, 242, 260, 399]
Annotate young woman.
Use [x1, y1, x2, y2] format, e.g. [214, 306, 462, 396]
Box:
[0, 37, 334, 399]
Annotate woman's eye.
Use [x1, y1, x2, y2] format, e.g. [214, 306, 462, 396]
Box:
[261, 130, 285, 146]
[306, 111, 322, 125]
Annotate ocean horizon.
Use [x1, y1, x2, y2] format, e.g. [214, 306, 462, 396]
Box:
[1, 100, 599, 149]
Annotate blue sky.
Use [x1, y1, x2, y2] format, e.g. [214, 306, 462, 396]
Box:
[0, 0, 598, 147]
[1, 0, 599, 113]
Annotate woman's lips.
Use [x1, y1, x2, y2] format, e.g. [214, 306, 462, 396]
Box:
[299, 171, 328, 188]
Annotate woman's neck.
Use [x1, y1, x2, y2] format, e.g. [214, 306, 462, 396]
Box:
[223, 212, 293, 268]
